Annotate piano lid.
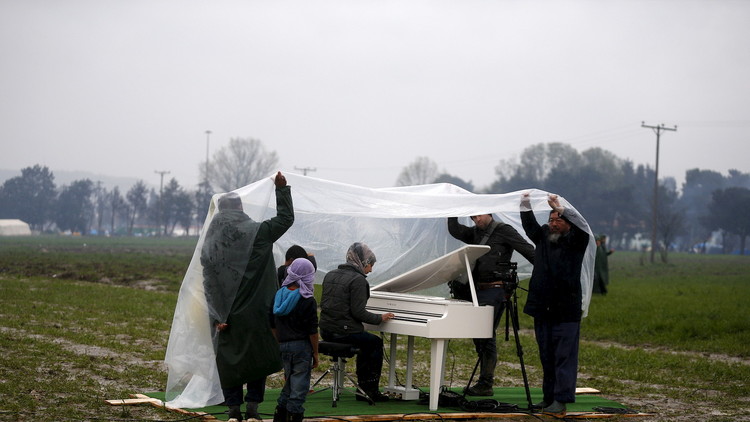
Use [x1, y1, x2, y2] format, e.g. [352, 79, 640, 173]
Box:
[371, 245, 490, 294]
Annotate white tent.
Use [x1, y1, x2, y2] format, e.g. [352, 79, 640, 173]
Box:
[0, 219, 32, 236]
[164, 173, 595, 408]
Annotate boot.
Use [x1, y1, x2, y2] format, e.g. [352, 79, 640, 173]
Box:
[464, 382, 494, 396]
[272, 405, 288, 422]
[289, 412, 304, 422]
[245, 401, 261, 421]
[542, 400, 567, 416]
[366, 389, 390, 402]
[357, 381, 389, 402]
[227, 405, 243, 422]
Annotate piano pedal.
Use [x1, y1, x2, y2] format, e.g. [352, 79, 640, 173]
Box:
[383, 386, 421, 401]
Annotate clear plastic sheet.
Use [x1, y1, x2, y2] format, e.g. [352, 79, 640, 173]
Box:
[164, 173, 595, 408]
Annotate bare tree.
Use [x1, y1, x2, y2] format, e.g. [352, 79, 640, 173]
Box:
[125, 181, 148, 236]
[94, 182, 107, 235]
[396, 156, 439, 186]
[109, 186, 124, 235]
[209, 138, 279, 191]
[493, 142, 582, 189]
[654, 187, 685, 263]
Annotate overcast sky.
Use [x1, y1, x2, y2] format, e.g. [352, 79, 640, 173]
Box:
[1, 0, 748, 192]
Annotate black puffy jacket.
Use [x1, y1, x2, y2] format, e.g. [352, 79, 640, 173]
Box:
[319, 263, 382, 336]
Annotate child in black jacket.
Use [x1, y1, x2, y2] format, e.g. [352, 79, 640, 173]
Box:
[270, 258, 319, 422]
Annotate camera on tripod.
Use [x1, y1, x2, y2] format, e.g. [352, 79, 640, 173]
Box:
[477, 257, 519, 293]
[492, 262, 518, 293]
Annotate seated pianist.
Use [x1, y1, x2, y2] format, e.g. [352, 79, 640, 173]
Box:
[319, 242, 394, 402]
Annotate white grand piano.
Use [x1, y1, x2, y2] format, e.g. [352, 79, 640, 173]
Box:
[363, 245, 493, 411]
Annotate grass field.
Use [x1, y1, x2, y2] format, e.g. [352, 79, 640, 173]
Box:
[0, 235, 748, 421]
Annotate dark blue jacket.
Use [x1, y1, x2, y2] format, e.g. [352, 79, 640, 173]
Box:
[521, 210, 589, 322]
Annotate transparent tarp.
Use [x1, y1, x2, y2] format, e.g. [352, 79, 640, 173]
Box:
[164, 173, 595, 408]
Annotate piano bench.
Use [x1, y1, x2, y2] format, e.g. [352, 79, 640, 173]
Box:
[318, 341, 360, 359]
[311, 341, 373, 407]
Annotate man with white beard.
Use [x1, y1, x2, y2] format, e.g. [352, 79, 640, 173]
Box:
[519, 193, 590, 417]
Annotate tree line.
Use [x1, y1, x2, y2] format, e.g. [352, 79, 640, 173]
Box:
[1, 138, 748, 257]
[397, 143, 750, 258]
[0, 164, 200, 236]
[0, 138, 280, 237]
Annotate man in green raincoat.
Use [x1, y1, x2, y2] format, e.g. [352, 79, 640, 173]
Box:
[593, 235, 612, 295]
[201, 171, 294, 422]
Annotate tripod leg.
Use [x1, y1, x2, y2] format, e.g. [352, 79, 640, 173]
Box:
[463, 352, 482, 398]
[507, 290, 533, 409]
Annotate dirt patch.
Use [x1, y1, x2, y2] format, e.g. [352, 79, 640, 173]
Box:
[581, 338, 750, 367]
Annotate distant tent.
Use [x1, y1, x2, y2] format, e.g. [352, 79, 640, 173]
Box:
[0, 219, 32, 236]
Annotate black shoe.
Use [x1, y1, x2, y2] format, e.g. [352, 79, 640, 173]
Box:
[228, 405, 243, 422]
[272, 405, 287, 422]
[531, 400, 550, 410]
[288, 412, 304, 422]
[464, 383, 494, 396]
[356, 389, 389, 402]
[245, 401, 261, 421]
[542, 400, 566, 416]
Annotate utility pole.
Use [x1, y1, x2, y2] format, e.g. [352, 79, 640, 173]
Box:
[294, 166, 317, 176]
[155, 170, 170, 236]
[204, 130, 211, 186]
[641, 121, 677, 263]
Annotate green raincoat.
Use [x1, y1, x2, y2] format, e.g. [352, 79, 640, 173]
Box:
[202, 185, 294, 388]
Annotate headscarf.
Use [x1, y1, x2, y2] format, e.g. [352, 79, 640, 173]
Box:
[281, 258, 316, 298]
[345, 242, 376, 274]
[274, 258, 316, 316]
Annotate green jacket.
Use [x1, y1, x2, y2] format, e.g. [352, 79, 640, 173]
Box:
[213, 185, 294, 388]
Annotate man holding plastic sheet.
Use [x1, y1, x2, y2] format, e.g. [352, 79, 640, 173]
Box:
[447, 214, 535, 396]
[520, 193, 589, 417]
[201, 171, 294, 422]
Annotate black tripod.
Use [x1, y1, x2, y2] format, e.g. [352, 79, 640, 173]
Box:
[464, 266, 533, 410]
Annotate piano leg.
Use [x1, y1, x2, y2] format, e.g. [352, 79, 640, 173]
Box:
[405, 335, 415, 392]
[383, 334, 421, 400]
[387, 333, 398, 391]
[428, 339, 448, 411]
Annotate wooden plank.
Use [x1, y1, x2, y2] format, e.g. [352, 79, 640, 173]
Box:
[126, 394, 218, 420]
[106, 398, 161, 406]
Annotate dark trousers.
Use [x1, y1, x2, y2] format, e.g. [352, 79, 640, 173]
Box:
[222, 377, 267, 406]
[278, 339, 313, 414]
[321, 330, 384, 390]
[473, 287, 506, 386]
[534, 319, 580, 404]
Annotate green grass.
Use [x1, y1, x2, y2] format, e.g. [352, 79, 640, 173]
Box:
[0, 236, 748, 421]
[0, 280, 182, 421]
[0, 235, 196, 292]
[580, 252, 750, 357]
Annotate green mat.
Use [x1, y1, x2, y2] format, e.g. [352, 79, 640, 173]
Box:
[145, 387, 631, 421]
